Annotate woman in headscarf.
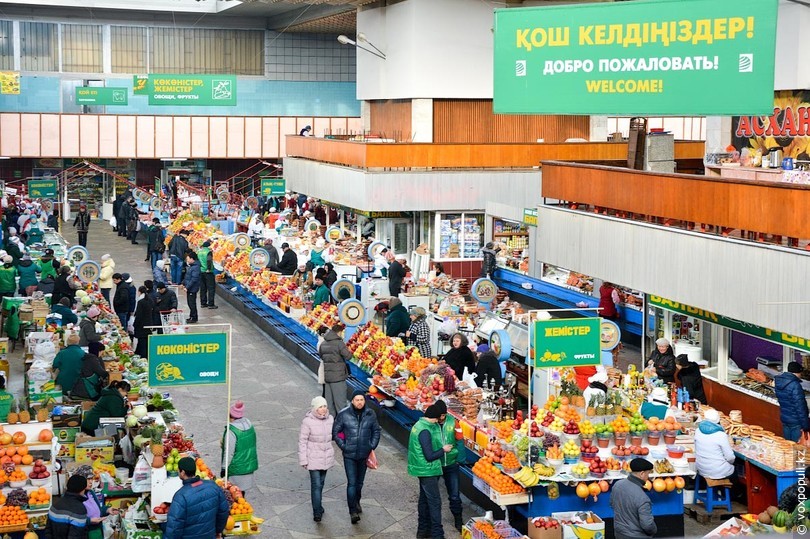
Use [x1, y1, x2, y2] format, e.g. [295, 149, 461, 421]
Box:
[406, 307, 432, 359]
[648, 338, 677, 384]
[442, 333, 476, 380]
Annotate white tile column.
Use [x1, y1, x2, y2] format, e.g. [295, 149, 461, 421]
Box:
[411, 98, 433, 143]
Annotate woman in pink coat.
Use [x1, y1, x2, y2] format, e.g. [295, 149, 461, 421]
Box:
[299, 396, 335, 522]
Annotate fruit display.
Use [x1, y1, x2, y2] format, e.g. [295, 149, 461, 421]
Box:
[563, 419, 580, 436]
[472, 520, 522, 539]
[594, 423, 613, 436]
[611, 445, 649, 457]
[4, 488, 28, 507]
[530, 404, 539, 420]
[531, 517, 560, 530]
[500, 451, 520, 470]
[562, 439, 580, 459]
[153, 502, 170, 515]
[610, 416, 630, 434]
[489, 420, 514, 443]
[653, 459, 674, 474]
[512, 465, 546, 487]
[628, 413, 647, 434]
[546, 417, 565, 433]
[472, 456, 524, 494]
[579, 438, 599, 457]
[348, 322, 435, 378]
[302, 304, 339, 332]
[757, 506, 779, 525]
[28, 488, 50, 506]
[28, 459, 50, 480]
[483, 442, 509, 464]
[578, 420, 595, 437]
[533, 462, 556, 477]
[230, 497, 254, 516]
[570, 462, 589, 478]
[165, 449, 182, 474]
[589, 456, 607, 475]
[542, 433, 561, 452]
[605, 457, 622, 471]
[545, 444, 563, 460]
[0, 505, 28, 527]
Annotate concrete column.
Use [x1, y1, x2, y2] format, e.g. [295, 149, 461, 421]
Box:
[360, 100, 371, 133]
[589, 115, 609, 142]
[411, 98, 433, 143]
[705, 116, 733, 153]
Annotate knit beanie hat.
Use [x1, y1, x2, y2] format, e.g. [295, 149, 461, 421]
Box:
[311, 396, 328, 411]
[67, 474, 88, 493]
[230, 400, 245, 419]
[351, 389, 366, 400]
[630, 458, 653, 472]
[424, 401, 446, 419]
[87, 306, 101, 319]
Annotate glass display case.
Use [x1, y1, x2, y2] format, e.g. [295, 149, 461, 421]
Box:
[493, 218, 529, 274]
[435, 212, 483, 259]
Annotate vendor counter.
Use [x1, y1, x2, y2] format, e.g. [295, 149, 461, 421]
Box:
[704, 378, 782, 436]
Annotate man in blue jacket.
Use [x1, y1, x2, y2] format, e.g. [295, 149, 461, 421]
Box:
[164, 457, 229, 539]
[181, 252, 201, 323]
[775, 362, 810, 442]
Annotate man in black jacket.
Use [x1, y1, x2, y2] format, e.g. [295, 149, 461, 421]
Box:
[155, 282, 179, 312]
[168, 230, 189, 284]
[112, 273, 131, 330]
[45, 474, 105, 538]
[387, 254, 407, 297]
[72, 204, 91, 247]
[271, 242, 298, 275]
[480, 242, 499, 278]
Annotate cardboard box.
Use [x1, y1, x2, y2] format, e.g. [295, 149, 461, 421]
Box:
[51, 410, 81, 427]
[551, 512, 604, 539]
[56, 442, 75, 458]
[56, 427, 80, 443]
[29, 389, 63, 404]
[0, 337, 8, 355]
[528, 519, 563, 539]
[74, 433, 115, 464]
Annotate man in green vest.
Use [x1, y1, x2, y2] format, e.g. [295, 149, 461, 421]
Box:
[408, 401, 452, 539]
[221, 401, 258, 497]
[311, 275, 330, 307]
[438, 403, 466, 531]
[197, 241, 217, 309]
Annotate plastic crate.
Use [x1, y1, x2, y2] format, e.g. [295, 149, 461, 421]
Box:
[472, 475, 490, 496]
[471, 521, 524, 539]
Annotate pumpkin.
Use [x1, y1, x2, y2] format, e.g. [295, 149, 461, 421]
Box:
[24, 532, 38, 539]
[652, 478, 667, 492]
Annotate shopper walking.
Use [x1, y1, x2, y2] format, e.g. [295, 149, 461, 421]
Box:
[155, 281, 179, 314]
[17, 254, 40, 296]
[146, 218, 166, 271]
[73, 204, 91, 247]
[221, 401, 259, 497]
[81, 381, 131, 435]
[197, 241, 217, 309]
[133, 286, 155, 359]
[442, 333, 476, 380]
[332, 390, 381, 524]
[78, 306, 103, 347]
[611, 458, 657, 539]
[408, 401, 453, 539]
[112, 273, 131, 330]
[299, 396, 335, 522]
[385, 297, 410, 338]
[648, 338, 677, 384]
[98, 254, 115, 303]
[164, 457, 230, 539]
[0, 256, 17, 300]
[126, 199, 141, 244]
[407, 307, 432, 359]
[775, 362, 810, 442]
[168, 229, 190, 284]
[388, 254, 407, 297]
[319, 324, 352, 416]
[181, 252, 201, 323]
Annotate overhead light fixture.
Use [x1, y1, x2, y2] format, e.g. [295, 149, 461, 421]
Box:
[337, 34, 386, 60]
[160, 157, 188, 161]
[0, 157, 10, 160]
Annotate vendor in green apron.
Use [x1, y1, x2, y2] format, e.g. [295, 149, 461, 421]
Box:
[639, 387, 673, 420]
[26, 216, 44, 246]
[0, 374, 13, 419]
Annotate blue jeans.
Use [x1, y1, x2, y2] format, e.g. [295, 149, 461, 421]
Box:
[150, 252, 162, 271]
[309, 470, 327, 517]
[784, 424, 803, 442]
[417, 476, 444, 539]
[343, 456, 368, 514]
[442, 464, 462, 518]
[170, 256, 183, 285]
[117, 313, 129, 331]
[101, 288, 110, 303]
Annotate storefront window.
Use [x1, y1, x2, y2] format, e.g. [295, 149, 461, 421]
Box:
[436, 212, 483, 259]
[493, 218, 529, 274]
[541, 264, 595, 294]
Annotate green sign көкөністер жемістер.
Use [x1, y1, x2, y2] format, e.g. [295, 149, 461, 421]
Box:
[133, 74, 237, 106]
[148, 332, 228, 387]
[534, 318, 601, 368]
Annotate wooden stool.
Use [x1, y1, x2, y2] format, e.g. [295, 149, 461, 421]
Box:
[694, 474, 733, 513]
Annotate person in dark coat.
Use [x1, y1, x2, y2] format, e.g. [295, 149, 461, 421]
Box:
[611, 458, 656, 539]
[52, 265, 79, 306]
[81, 381, 131, 435]
[52, 297, 78, 326]
[70, 342, 108, 401]
[112, 273, 131, 330]
[112, 194, 125, 232]
[47, 209, 59, 230]
[164, 457, 230, 539]
[775, 362, 810, 442]
[480, 242, 499, 278]
[475, 351, 503, 389]
[271, 242, 298, 275]
[442, 333, 476, 379]
[263, 238, 281, 270]
[134, 286, 156, 358]
[387, 254, 407, 297]
[319, 325, 352, 416]
[117, 195, 130, 237]
[332, 390, 381, 524]
[384, 298, 410, 337]
[77, 306, 102, 346]
[72, 204, 91, 247]
[648, 338, 677, 384]
[126, 199, 142, 244]
[675, 354, 707, 404]
[168, 229, 189, 284]
[37, 275, 56, 295]
[323, 262, 338, 290]
[182, 252, 201, 323]
[44, 475, 100, 538]
[155, 281, 179, 313]
[598, 282, 620, 320]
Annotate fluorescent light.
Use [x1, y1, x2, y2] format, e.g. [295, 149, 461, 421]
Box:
[161, 157, 188, 161]
[0, 157, 10, 160]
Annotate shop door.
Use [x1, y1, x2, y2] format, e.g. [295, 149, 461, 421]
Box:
[392, 219, 412, 256]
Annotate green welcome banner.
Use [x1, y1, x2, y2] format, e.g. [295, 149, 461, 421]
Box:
[134, 74, 237, 106]
[260, 177, 286, 197]
[28, 179, 58, 198]
[148, 332, 228, 386]
[649, 295, 810, 354]
[493, 0, 778, 115]
[533, 318, 601, 368]
[76, 87, 128, 106]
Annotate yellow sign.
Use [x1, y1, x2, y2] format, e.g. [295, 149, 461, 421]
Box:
[0, 72, 20, 95]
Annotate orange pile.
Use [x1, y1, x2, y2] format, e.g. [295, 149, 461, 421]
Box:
[0, 505, 28, 527]
[500, 452, 520, 470]
[611, 416, 630, 433]
[7, 470, 25, 482]
[473, 521, 508, 539]
[472, 456, 524, 494]
[28, 488, 50, 505]
[490, 420, 514, 443]
[230, 497, 253, 516]
[554, 399, 581, 422]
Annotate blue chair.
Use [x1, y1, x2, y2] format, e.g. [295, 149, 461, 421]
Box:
[694, 473, 733, 513]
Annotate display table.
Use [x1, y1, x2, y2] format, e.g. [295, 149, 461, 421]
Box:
[734, 450, 800, 514]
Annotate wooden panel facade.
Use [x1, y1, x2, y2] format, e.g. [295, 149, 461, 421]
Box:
[433, 99, 590, 143]
[369, 99, 412, 141]
[541, 161, 810, 238]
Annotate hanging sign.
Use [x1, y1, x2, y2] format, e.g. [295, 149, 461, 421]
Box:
[133, 74, 237, 106]
[493, 0, 778, 115]
[66, 246, 89, 266]
[75, 261, 101, 284]
[533, 318, 601, 367]
[249, 248, 269, 270]
[28, 179, 58, 199]
[75, 87, 128, 106]
[523, 208, 538, 227]
[148, 332, 228, 386]
[260, 178, 286, 196]
[324, 226, 343, 243]
[732, 90, 810, 162]
[471, 278, 499, 304]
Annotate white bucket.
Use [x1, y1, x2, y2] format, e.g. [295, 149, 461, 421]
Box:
[682, 489, 695, 505]
[115, 468, 130, 483]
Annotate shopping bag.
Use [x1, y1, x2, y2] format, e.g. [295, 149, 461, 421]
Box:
[110, 216, 117, 229]
[366, 449, 378, 470]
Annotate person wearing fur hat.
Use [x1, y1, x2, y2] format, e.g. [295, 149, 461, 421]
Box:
[332, 389, 381, 524]
[0, 255, 17, 300]
[611, 458, 656, 538]
[221, 401, 259, 496]
[408, 400, 454, 538]
[299, 396, 335, 522]
[648, 337, 677, 384]
[78, 306, 103, 347]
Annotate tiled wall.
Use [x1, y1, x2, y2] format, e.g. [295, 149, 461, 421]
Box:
[265, 31, 356, 82]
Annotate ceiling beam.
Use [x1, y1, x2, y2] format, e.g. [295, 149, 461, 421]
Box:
[265, 3, 355, 31]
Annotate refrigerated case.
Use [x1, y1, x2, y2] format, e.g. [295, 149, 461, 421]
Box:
[435, 212, 483, 259]
[492, 217, 529, 274]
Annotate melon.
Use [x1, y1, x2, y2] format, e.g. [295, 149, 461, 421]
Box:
[758, 512, 772, 525]
[772, 510, 788, 528]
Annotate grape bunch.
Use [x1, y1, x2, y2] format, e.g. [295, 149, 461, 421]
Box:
[543, 433, 560, 451]
[5, 488, 28, 507]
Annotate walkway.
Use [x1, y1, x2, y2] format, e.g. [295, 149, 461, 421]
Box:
[59, 220, 477, 538]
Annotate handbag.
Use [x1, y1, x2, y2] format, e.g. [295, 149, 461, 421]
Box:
[366, 449, 378, 470]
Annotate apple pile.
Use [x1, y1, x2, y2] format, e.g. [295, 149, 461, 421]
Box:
[589, 456, 607, 475]
[511, 410, 525, 430]
[540, 412, 556, 428]
[529, 421, 542, 438]
[530, 404, 539, 420]
[580, 438, 599, 456]
[532, 517, 560, 529]
[563, 420, 580, 435]
[153, 502, 170, 515]
[29, 459, 50, 480]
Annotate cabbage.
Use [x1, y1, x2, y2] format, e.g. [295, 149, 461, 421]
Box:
[132, 405, 148, 419]
[125, 415, 139, 428]
[81, 296, 92, 306]
[76, 290, 88, 298]
[133, 435, 147, 448]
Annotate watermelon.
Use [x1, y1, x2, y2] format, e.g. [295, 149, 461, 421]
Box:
[772, 510, 788, 528]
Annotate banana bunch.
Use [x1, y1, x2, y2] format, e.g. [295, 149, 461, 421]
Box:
[533, 463, 556, 477]
[654, 460, 674, 474]
[513, 465, 542, 487]
[40, 380, 56, 392]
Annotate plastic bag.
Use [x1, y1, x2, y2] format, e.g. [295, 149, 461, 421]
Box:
[119, 435, 135, 465]
[366, 449, 378, 470]
[109, 216, 117, 229]
[33, 340, 57, 363]
[317, 361, 325, 385]
[131, 455, 152, 493]
[127, 318, 135, 335]
[462, 369, 478, 389]
[437, 317, 458, 340]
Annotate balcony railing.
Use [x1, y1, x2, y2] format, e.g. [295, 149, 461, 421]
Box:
[285, 136, 705, 170]
[541, 161, 810, 249]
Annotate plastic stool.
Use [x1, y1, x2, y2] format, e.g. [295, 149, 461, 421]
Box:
[694, 474, 733, 513]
